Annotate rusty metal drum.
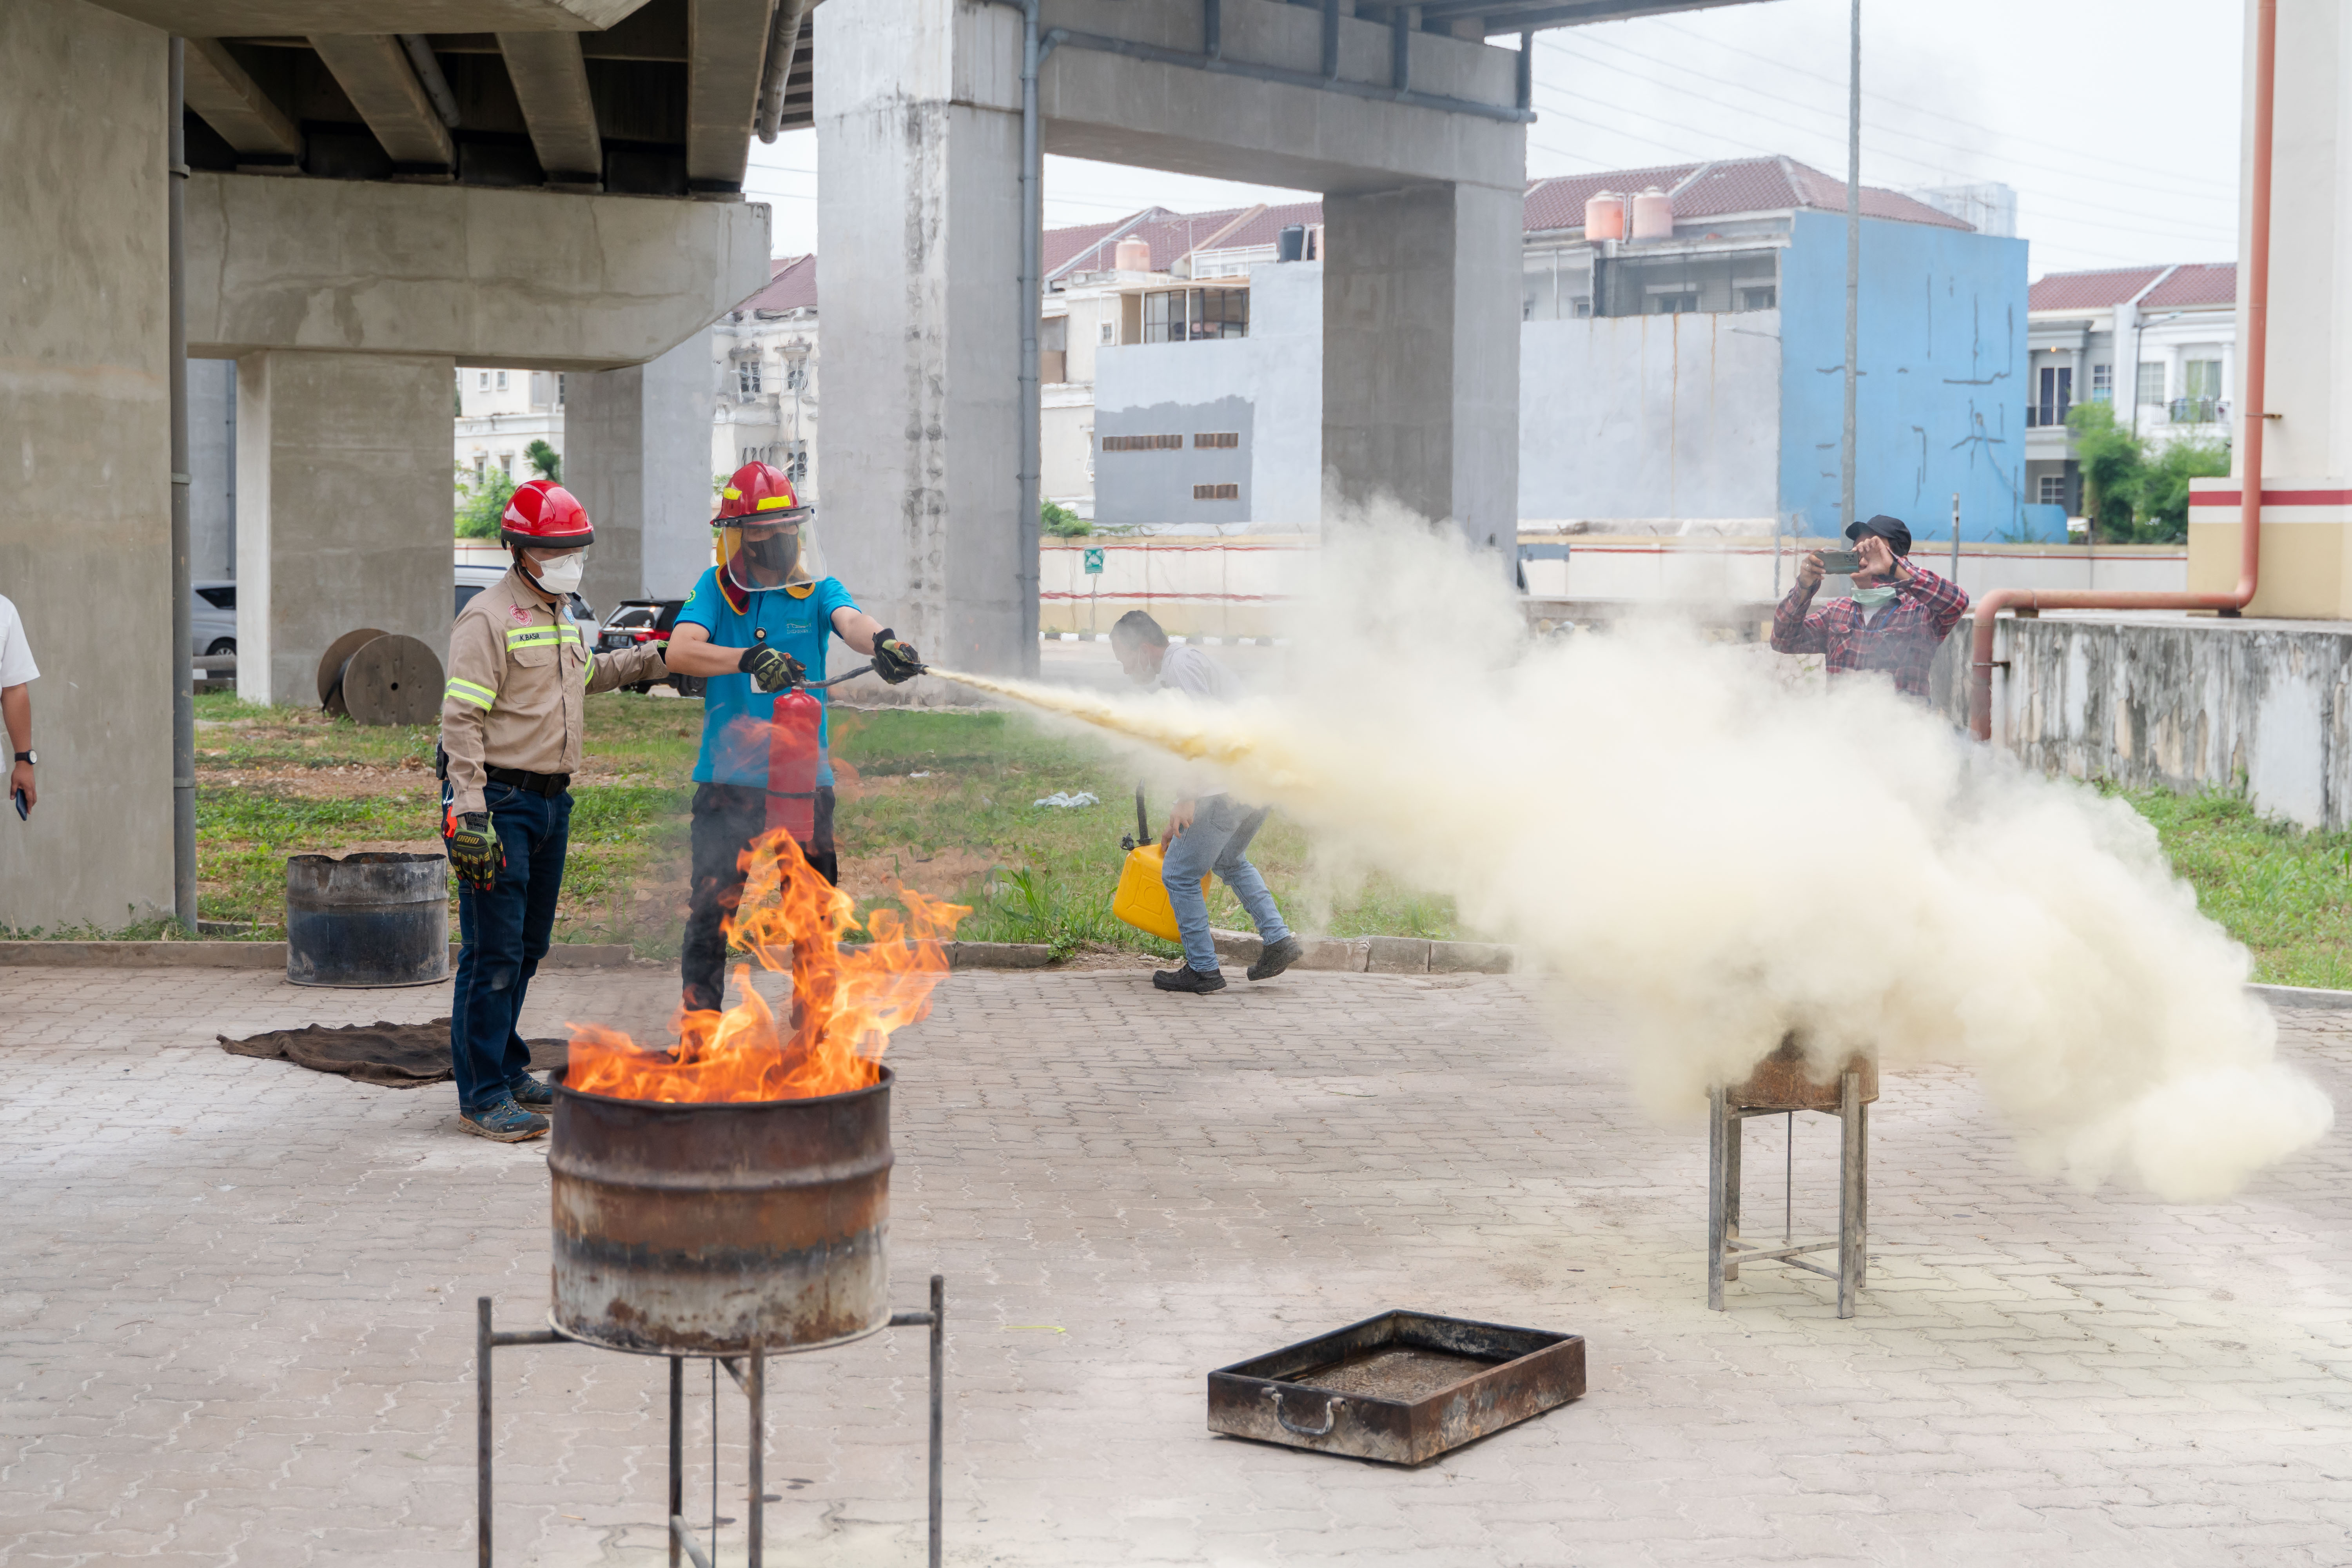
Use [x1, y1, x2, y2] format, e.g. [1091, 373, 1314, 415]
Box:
[548, 1068, 893, 1356]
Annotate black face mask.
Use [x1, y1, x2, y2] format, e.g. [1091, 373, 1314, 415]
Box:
[742, 530, 799, 576]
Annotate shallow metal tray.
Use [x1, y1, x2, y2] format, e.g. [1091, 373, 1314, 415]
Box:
[1207, 1310, 1584, 1465]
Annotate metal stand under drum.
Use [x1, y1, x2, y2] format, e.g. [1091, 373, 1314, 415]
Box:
[475, 1276, 946, 1568]
[1706, 1038, 1877, 1318]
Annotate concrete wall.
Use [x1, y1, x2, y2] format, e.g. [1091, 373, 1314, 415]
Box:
[188, 358, 236, 581]
[1519, 310, 1781, 526]
[1779, 210, 2030, 541]
[1038, 535, 1316, 639]
[184, 172, 771, 371]
[1932, 614, 2352, 831]
[236, 351, 453, 705]
[1094, 390, 1253, 526]
[0, 0, 172, 929]
[1245, 260, 1324, 531]
[570, 329, 718, 610]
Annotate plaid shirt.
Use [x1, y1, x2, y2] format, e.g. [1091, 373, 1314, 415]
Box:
[1770, 563, 1969, 699]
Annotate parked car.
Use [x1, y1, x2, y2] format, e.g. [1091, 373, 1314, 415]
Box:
[597, 598, 703, 696]
[192, 580, 236, 657]
[456, 562, 595, 629]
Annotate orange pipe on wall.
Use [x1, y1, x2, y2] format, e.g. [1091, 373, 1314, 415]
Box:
[1967, 0, 2275, 741]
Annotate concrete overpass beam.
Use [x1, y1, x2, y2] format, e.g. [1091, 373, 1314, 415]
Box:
[183, 38, 304, 173]
[233, 350, 454, 706]
[1323, 179, 1521, 559]
[307, 33, 456, 179]
[687, 0, 777, 194]
[498, 31, 604, 189]
[569, 330, 720, 612]
[815, 0, 1026, 676]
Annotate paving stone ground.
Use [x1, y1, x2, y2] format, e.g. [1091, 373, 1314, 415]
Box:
[3, 962, 2350, 1567]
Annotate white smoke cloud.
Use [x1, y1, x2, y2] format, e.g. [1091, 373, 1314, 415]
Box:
[943, 517, 2332, 1202]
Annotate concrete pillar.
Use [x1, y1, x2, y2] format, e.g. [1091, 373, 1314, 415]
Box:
[235, 350, 453, 704]
[2189, 0, 2352, 616]
[1323, 180, 1523, 566]
[187, 358, 236, 581]
[0, 0, 171, 929]
[568, 329, 720, 609]
[815, 0, 1026, 676]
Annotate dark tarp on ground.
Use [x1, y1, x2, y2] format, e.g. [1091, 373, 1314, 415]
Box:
[219, 1020, 568, 1087]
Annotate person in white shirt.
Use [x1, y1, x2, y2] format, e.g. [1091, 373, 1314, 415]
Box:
[1110, 610, 1301, 993]
[0, 594, 38, 813]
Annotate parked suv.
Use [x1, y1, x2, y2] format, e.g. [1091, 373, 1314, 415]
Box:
[597, 598, 703, 696]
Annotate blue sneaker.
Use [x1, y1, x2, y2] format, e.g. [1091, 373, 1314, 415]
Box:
[459, 1095, 549, 1143]
[507, 1074, 556, 1112]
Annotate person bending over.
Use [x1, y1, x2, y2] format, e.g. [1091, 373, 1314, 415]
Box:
[1109, 610, 1302, 994]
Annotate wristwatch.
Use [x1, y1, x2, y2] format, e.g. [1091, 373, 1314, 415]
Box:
[11, 751, 32, 766]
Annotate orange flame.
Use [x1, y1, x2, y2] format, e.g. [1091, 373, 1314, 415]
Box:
[567, 829, 971, 1102]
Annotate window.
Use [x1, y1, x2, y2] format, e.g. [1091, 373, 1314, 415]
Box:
[1194, 483, 1239, 501]
[497, 452, 513, 475]
[2136, 361, 2166, 406]
[1100, 321, 1116, 345]
[1194, 432, 1239, 449]
[1142, 287, 1249, 343]
[2039, 475, 2067, 505]
[786, 441, 808, 483]
[737, 359, 762, 397]
[1522, 247, 1595, 322]
[784, 357, 808, 392]
[2089, 363, 2112, 402]
[1571, 296, 1593, 318]
[477, 372, 490, 390]
[1101, 434, 1182, 452]
[1739, 287, 1777, 311]
[1598, 249, 1777, 318]
[1650, 291, 1700, 314]
[495, 370, 508, 391]
[472, 454, 487, 481]
[556, 373, 566, 407]
[2031, 365, 2073, 427]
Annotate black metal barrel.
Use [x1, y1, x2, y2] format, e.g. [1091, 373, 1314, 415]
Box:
[548, 1068, 893, 1356]
[284, 851, 450, 987]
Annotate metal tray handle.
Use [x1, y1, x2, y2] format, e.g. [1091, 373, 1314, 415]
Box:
[1269, 1386, 1342, 1437]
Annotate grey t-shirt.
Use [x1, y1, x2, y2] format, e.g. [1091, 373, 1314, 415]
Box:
[1156, 643, 1242, 799]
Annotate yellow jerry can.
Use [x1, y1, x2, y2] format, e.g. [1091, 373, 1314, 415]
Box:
[1113, 842, 1208, 943]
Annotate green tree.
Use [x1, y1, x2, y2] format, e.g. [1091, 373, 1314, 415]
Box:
[2136, 435, 2231, 543]
[2065, 400, 2142, 541]
[524, 439, 562, 483]
[1041, 499, 1091, 538]
[455, 464, 516, 539]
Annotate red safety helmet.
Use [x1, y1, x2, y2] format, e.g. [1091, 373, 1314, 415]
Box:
[713, 461, 811, 527]
[501, 479, 595, 549]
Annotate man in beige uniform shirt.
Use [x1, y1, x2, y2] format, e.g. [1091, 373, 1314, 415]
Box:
[439, 479, 668, 1141]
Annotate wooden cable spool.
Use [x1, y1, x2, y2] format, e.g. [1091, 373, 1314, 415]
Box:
[316, 627, 387, 717]
[339, 634, 444, 728]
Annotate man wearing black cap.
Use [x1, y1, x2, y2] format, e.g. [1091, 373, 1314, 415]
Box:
[1771, 514, 1969, 702]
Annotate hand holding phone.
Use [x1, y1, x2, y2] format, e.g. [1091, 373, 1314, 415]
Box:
[12, 788, 27, 821]
[1818, 548, 1863, 574]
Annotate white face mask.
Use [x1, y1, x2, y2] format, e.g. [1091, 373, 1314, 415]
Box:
[530, 551, 586, 594]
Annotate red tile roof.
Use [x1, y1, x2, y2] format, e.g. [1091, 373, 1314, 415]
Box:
[1524, 156, 1970, 234]
[1201, 200, 1325, 253]
[2140, 262, 2236, 310]
[1045, 214, 1154, 279]
[739, 253, 817, 313]
[2027, 266, 2170, 312]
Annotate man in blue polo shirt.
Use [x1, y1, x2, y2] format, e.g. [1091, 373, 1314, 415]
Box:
[662, 461, 922, 1013]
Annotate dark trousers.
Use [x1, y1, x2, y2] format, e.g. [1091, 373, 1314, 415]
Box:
[450, 782, 570, 1114]
[681, 780, 837, 1013]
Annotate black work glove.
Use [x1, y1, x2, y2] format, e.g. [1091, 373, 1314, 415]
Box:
[871, 630, 923, 685]
[446, 812, 504, 891]
[739, 645, 804, 693]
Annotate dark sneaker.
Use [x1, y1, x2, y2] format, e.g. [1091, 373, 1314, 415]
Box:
[1153, 964, 1227, 994]
[1247, 935, 1305, 982]
[507, 1074, 556, 1112]
[460, 1096, 549, 1143]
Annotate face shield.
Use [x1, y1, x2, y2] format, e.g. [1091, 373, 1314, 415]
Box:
[716, 508, 825, 596]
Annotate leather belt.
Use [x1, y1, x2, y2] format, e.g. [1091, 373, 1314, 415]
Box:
[486, 765, 571, 797]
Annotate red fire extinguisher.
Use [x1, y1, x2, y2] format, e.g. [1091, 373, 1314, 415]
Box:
[764, 686, 822, 840]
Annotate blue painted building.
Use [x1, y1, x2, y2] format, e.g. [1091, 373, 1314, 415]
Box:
[1519, 158, 2035, 542]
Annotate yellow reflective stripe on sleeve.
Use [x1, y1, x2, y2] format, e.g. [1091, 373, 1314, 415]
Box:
[445, 677, 497, 710]
[582, 650, 595, 684]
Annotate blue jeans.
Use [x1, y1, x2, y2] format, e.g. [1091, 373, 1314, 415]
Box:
[1161, 795, 1291, 973]
[450, 784, 570, 1114]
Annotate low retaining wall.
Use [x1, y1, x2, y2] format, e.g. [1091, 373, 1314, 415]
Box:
[1929, 612, 2352, 829]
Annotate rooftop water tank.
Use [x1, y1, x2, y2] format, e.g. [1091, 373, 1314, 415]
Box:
[1584, 191, 1625, 241]
[1114, 236, 1152, 272]
[1630, 187, 1674, 241]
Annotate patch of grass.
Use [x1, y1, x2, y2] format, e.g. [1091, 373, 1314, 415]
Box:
[2115, 784, 2352, 988]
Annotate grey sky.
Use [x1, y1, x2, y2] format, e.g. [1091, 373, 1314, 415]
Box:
[744, 0, 2241, 279]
